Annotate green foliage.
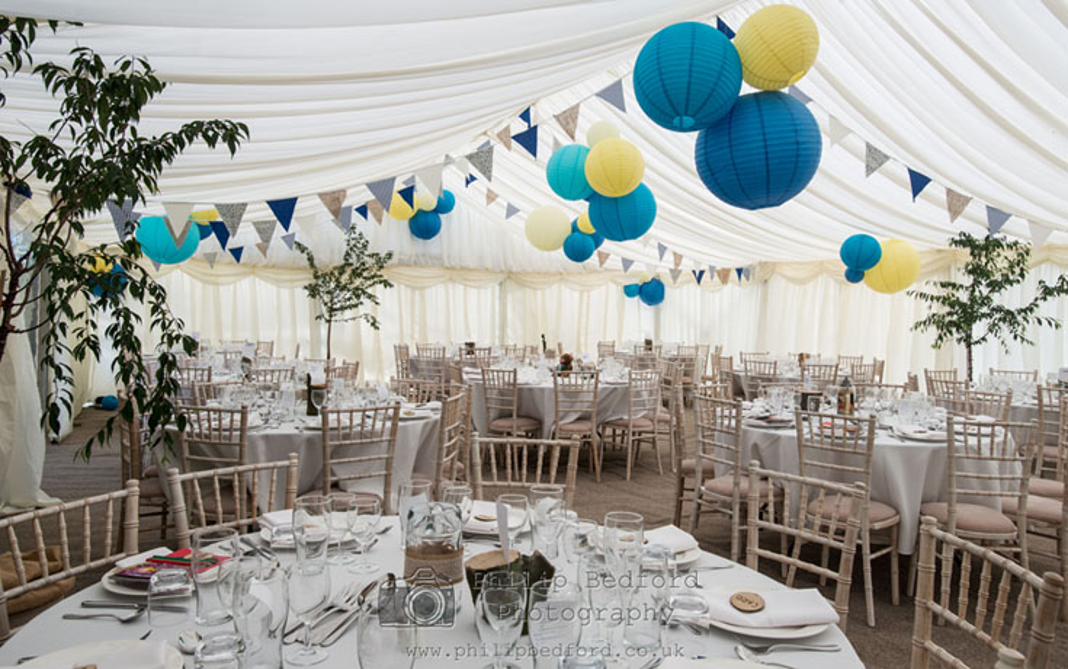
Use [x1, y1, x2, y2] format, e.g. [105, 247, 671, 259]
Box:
[295, 226, 393, 359]
[0, 17, 249, 459]
[909, 231, 1068, 379]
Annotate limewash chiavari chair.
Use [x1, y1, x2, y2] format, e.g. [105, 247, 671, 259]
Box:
[249, 366, 294, 387]
[434, 391, 468, 496]
[482, 368, 542, 438]
[925, 368, 958, 395]
[179, 364, 213, 386]
[392, 377, 447, 404]
[1034, 386, 1067, 486]
[656, 361, 684, 474]
[0, 481, 141, 640]
[458, 346, 495, 369]
[850, 362, 877, 383]
[838, 354, 863, 368]
[597, 341, 616, 360]
[742, 358, 777, 399]
[964, 389, 1013, 421]
[470, 437, 580, 507]
[601, 369, 661, 481]
[415, 343, 446, 358]
[193, 379, 241, 405]
[167, 454, 300, 549]
[411, 352, 449, 386]
[746, 462, 863, 631]
[740, 351, 769, 364]
[551, 370, 601, 480]
[255, 341, 274, 357]
[118, 398, 168, 538]
[696, 344, 710, 377]
[673, 353, 699, 404]
[801, 361, 839, 387]
[627, 352, 659, 372]
[320, 404, 400, 513]
[989, 368, 1039, 383]
[793, 411, 900, 627]
[394, 344, 411, 378]
[928, 378, 967, 413]
[633, 343, 663, 357]
[178, 405, 250, 473]
[910, 516, 1063, 669]
[328, 360, 359, 382]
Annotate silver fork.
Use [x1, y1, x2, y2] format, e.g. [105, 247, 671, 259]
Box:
[736, 638, 841, 654]
[63, 609, 146, 623]
[283, 582, 361, 642]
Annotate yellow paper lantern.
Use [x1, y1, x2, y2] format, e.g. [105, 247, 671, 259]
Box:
[576, 212, 596, 234]
[389, 191, 416, 220]
[525, 206, 571, 251]
[88, 255, 112, 273]
[190, 208, 220, 221]
[864, 238, 920, 294]
[585, 138, 644, 198]
[734, 5, 820, 91]
[587, 121, 620, 148]
[416, 187, 437, 212]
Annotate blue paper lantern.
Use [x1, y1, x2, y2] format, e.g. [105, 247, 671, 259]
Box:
[694, 91, 821, 209]
[99, 395, 119, 411]
[639, 278, 665, 306]
[844, 268, 865, 284]
[839, 234, 882, 272]
[136, 216, 200, 265]
[623, 283, 640, 298]
[90, 264, 128, 298]
[588, 229, 605, 249]
[547, 145, 593, 200]
[633, 22, 743, 132]
[409, 210, 442, 240]
[562, 232, 595, 263]
[434, 189, 456, 214]
[587, 183, 657, 242]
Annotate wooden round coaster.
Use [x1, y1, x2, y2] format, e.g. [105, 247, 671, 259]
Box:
[474, 514, 496, 522]
[730, 591, 766, 613]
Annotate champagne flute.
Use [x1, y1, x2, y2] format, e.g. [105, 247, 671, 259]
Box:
[496, 494, 530, 554]
[476, 570, 527, 669]
[326, 492, 357, 565]
[286, 561, 331, 666]
[348, 497, 382, 574]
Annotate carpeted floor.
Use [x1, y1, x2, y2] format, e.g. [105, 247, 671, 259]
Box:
[9, 406, 1068, 666]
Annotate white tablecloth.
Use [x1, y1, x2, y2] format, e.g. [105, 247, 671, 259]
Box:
[0, 517, 863, 669]
[468, 380, 637, 439]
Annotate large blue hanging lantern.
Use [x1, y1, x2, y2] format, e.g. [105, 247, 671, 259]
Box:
[839, 234, 882, 271]
[409, 210, 442, 240]
[633, 22, 743, 132]
[694, 91, 821, 209]
[562, 232, 595, 263]
[587, 183, 657, 242]
[547, 145, 593, 201]
[638, 278, 665, 306]
[136, 215, 200, 265]
[434, 189, 456, 214]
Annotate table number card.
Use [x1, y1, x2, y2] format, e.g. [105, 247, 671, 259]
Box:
[242, 341, 256, 359]
[308, 365, 326, 385]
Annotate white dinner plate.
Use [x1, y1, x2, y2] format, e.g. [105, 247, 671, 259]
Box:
[23, 640, 184, 668]
[707, 617, 830, 640]
[101, 556, 223, 597]
[259, 527, 353, 549]
[892, 427, 946, 442]
[399, 408, 434, 420]
[743, 418, 794, 430]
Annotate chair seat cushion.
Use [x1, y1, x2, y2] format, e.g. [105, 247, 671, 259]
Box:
[656, 409, 672, 423]
[1002, 496, 1063, 526]
[139, 474, 166, 501]
[604, 417, 654, 430]
[919, 502, 1016, 534]
[1029, 477, 1065, 500]
[703, 475, 783, 500]
[557, 419, 593, 434]
[489, 416, 541, 432]
[807, 497, 899, 524]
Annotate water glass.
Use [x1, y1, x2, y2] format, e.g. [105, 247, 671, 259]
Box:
[602, 512, 643, 582]
[562, 518, 599, 585]
[195, 631, 244, 669]
[326, 492, 357, 565]
[286, 561, 331, 666]
[191, 527, 240, 627]
[476, 570, 527, 669]
[232, 561, 288, 669]
[399, 479, 433, 538]
[496, 494, 531, 554]
[293, 494, 331, 564]
[530, 484, 566, 557]
[349, 496, 382, 574]
[529, 579, 583, 669]
[147, 569, 194, 632]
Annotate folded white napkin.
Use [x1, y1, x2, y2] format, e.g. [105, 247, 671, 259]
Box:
[645, 524, 699, 555]
[704, 588, 839, 628]
[115, 546, 172, 569]
[463, 500, 525, 533]
[259, 508, 292, 530]
[2, 641, 171, 669]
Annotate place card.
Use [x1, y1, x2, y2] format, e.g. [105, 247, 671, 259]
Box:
[496, 501, 510, 557]
[730, 591, 766, 613]
[242, 341, 256, 359]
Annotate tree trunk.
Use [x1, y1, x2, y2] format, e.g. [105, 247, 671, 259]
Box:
[966, 344, 973, 384]
[326, 319, 332, 361]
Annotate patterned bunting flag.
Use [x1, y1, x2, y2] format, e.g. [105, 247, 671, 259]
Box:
[465, 174, 478, 188]
[401, 176, 416, 188]
[466, 144, 494, 181]
[787, 86, 812, 105]
[366, 199, 385, 224]
[620, 257, 634, 273]
[945, 188, 972, 223]
[203, 252, 218, 269]
[657, 242, 668, 261]
[365, 178, 394, 209]
[716, 17, 735, 39]
[743, 266, 753, 281]
[336, 205, 353, 232]
[496, 127, 512, 150]
[596, 79, 626, 113]
[1028, 220, 1053, 248]
[162, 202, 195, 248]
[985, 205, 1011, 235]
[486, 189, 499, 206]
[716, 268, 731, 285]
[672, 251, 683, 270]
[256, 242, 270, 258]
[596, 250, 610, 268]
[669, 268, 682, 284]
[415, 165, 444, 197]
[229, 246, 244, 263]
[512, 125, 539, 159]
[214, 203, 248, 238]
[106, 199, 139, 240]
[826, 116, 851, 148]
[354, 203, 368, 220]
[692, 269, 705, 285]
[519, 106, 532, 128]
[864, 144, 891, 177]
[210, 220, 231, 249]
[907, 168, 932, 201]
[252, 219, 276, 245]
[266, 197, 298, 231]
[554, 104, 580, 141]
[397, 185, 416, 209]
[505, 203, 520, 219]
[280, 232, 297, 250]
[317, 190, 347, 221]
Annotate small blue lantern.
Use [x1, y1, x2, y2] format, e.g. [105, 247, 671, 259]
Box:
[434, 189, 456, 214]
[547, 145, 593, 201]
[588, 183, 657, 242]
[90, 264, 128, 298]
[409, 210, 442, 240]
[839, 234, 882, 271]
[623, 283, 640, 298]
[844, 268, 866, 284]
[562, 232, 595, 263]
[136, 216, 200, 265]
[638, 278, 665, 306]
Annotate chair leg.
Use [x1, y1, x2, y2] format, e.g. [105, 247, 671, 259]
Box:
[625, 432, 634, 481]
[861, 530, 876, 627]
[688, 490, 702, 534]
[890, 525, 900, 607]
[819, 542, 831, 586]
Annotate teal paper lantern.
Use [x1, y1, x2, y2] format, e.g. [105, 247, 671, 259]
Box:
[409, 210, 442, 240]
[639, 278, 665, 306]
[562, 232, 595, 263]
[844, 268, 865, 284]
[694, 91, 821, 209]
[547, 145, 593, 201]
[90, 264, 128, 298]
[136, 215, 200, 265]
[623, 283, 640, 298]
[839, 234, 882, 271]
[434, 189, 456, 214]
[633, 22, 743, 132]
[587, 183, 657, 242]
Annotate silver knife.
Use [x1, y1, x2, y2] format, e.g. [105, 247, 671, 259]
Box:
[316, 576, 384, 646]
[82, 601, 188, 613]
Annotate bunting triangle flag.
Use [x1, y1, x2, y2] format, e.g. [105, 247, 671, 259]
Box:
[672, 251, 683, 270]
[596, 79, 626, 112]
[466, 144, 494, 181]
[692, 269, 705, 285]
[669, 268, 682, 284]
[512, 125, 539, 159]
[907, 168, 932, 201]
[496, 127, 512, 150]
[827, 116, 851, 147]
[6, 191, 28, 213]
[743, 265, 753, 281]
[401, 175, 416, 188]
[106, 199, 139, 240]
[486, 189, 499, 206]
[620, 257, 634, 273]
[365, 178, 394, 209]
[150, 260, 162, 272]
[787, 86, 812, 105]
[864, 143, 891, 177]
[214, 203, 248, 238]
[1028, 220, 1053, 248]
[162, 202, 195, 248]
[596, 250, 610, 267]
[708, 265, 716, 277]
[716, 17, 735, 39]
[256, 242, 270, 258]
[336, 204, 353, 232]
[415, 165, 444, 197]
[354, 203, 368, 220]
[945, 188, 972, 223]
[505, 203, 520, 219]
[397, 185, 416, 209]
[252, 219, 276, 245]
[657, 242, 668, 261]
[280, 232, 297, 250]
[229, 246, 244, 263]
[366, 199, 385, 224]
[735, 267, 744, 280]
[465, 174, 478, 188]
[551, 137, 563, 153]
[985, 205, 1011, 234]
[210, 220, 231, 249]
[518, 106, 532, 128]
[317, 189, 347, 221]
[716, 268, 731, 285]
[266, 197, 298, 231]
[203, 252, 218, 269]
[554, 104, 580, 141]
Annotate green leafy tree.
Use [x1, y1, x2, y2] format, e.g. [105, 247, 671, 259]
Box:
[295, 226, 393, 360]
[0, 17, 248, 459]
[909, 231, 1068, 382]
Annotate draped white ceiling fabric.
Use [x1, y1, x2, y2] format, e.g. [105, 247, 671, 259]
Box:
[0, 0, 1065, 272]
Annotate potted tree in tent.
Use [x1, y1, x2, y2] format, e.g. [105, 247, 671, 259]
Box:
[296, 226, 393, 360]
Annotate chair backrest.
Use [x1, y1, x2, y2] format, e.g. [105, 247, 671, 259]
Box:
[795, 410, 877, 496]
[166, 454, 300, 549]
[925, 368, 958, 394]
[435, 391, 468, 495]
[963, 389, 1013, 421]
[696, 344, 710, 376]
[629, 353, 660, 371]
[249, 366, 294, 387]
[255, 341, 274, 357]
[596, 341, 615, 359]
[696, 381, 730, 398]
[553, 370, 599, 428]
[411, 353, 449, 385]
[179, 365, 212, 386]
[928, 378, 968, 412]
[416, 343, 445, 357]
[118, 398, 150, 483]
[470, 437, 581, 506]
[481, 368, 521, 425]
[838, 354, 863, 367]
[0, 481, 140, 638]
[392, 377, 446, 403]
[911, 516, 1064, 669]
[740, 351, 769, 363]
[989, 368, 1038, 383]
[802, 362, 839, 386]
[633, 343, 662, 357]
[746, 462, 862, 630]
[623, 369, 661, 423]
[328, 361, 360, 382]
[458, 346, 495, 369]
[675, 344, 699, 357]
[320, 404, 400, 513]
[193, 380, 241, 405]
[712, 354, 733, 386]
[850, 362, 877, 383]
[1035, 389, 1067, 480]
[693, 395, 744, 495]
[394, 344, 411, 378]
[673, 354, 698, 383]
[177, 405, 250, 473]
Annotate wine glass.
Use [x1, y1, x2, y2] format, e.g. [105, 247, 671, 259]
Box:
[602, 511, 643, 580]
[231, 561, 288, 669]
[530, 484, 565, 557]
[399, 479, 432, 538]
[529, 579, 584, 669]
[293, 494, 331, 564]
[476, 570, 527, 669]
[147, 569, 194, 633]
[310, 387, 327, 414]
[442, 484, 473, 554]
[191, 527, 240, 627]
[348, 497, 382, 574]
[286, 561, 331, 666]
[562, 517, 599, 585]
[496, 494, 530, 554]
[326, 492, 357, 565]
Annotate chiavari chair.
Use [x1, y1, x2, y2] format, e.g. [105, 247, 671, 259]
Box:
[434, 391, 468, 496]
[928, 377, 968, 413]
[320, 404, 400, 513]
[742, 359, 777, 399]
[597, 341, 616, 360]
[176, 405, 252, 524]
[118, 397, 168, 538]
[249, 366, 294, 387]
[989, 368, 1039, 383]
[656, 361, 683, 474]
[802, 361, 839, 387]
[392, 377, 447, 404]
[470, 437, 581, 507]
[254, 341, 274, 357]
[481, 368, 541, 440]
[551, 370, 601, 480]
[600, 369, 661, 481]
[1034, 386, 1067, 486]
[925, 368, 959, 395]
[964, 389, 1013, 421]
[394, 344, 411, 378]
[415, 343, 446, 358]
[328, 360, 359, 382]
[851, 362, 877, 383]
[838, 354, 863, 368]
[633, 343, 662, 357]
[740, 351, 769, 363]
[411, 352, 449, 386]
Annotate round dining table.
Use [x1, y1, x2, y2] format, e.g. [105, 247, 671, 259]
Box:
[0, 517, 864, 669]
